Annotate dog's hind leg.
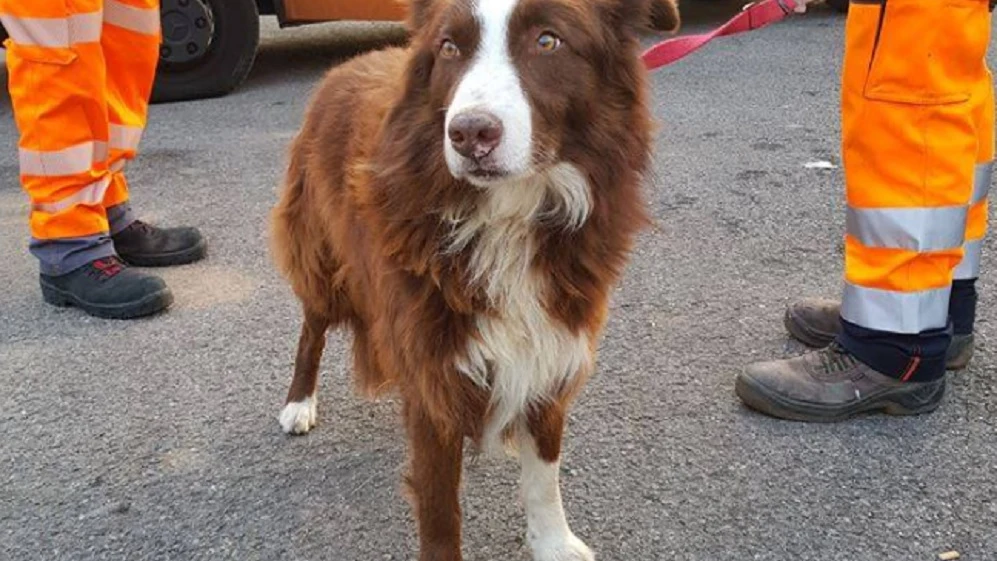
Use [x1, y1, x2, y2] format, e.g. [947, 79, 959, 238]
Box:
[519, 405, 593, 561]
[404, 400, 464, 561]
[279, 308, 330, 435]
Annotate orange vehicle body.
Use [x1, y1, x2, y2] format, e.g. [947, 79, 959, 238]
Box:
[279, 0, 407, 25]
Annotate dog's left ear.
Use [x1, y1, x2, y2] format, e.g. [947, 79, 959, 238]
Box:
[604, 0, 681, 35]
[403, 0, 436, 32]
[647, 0, 681, 33]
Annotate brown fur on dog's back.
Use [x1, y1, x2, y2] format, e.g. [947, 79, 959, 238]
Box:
[271, 44, 493, 430]
[271, 48, 412, 395]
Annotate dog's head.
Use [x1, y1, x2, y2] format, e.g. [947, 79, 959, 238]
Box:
[390, 0, 678, 189]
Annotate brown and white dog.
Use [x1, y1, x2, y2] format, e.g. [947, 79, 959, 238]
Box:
[270, 0, 678, 559]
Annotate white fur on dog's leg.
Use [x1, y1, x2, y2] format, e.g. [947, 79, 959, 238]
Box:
[279, 395, 317, 435]
[518, 433, 594, 561]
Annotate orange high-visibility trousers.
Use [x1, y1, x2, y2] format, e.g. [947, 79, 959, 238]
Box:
[955, 55, 994, 283]
[839, 0, 993, 339]
[0, 0, 160, 275]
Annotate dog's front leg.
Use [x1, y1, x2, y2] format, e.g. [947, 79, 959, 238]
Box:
[405, 401, 464, 561]
[279, 308, 329, 435]
[520, 405, 594, 561]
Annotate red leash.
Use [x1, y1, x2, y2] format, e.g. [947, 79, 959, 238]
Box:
[641, 0, 800, 70]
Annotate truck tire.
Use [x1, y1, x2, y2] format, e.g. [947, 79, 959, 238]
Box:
[151, 0, 260, 103]
[825, 0, 849, 13]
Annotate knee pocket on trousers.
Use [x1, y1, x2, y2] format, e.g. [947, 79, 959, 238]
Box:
[858, 0, 990, 105]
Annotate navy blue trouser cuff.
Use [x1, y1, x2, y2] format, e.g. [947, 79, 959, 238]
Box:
[837, 320, 949, 383]
[31, 203, 135, 276]
[837, 279, 979, 382]
[949, 278, 978, 336]
[32, 235, 116, 277]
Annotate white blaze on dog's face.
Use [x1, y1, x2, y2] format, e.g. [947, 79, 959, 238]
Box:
[420, 0, 678, 189]
[443, 0, 533, 186]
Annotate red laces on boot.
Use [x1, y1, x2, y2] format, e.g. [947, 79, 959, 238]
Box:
[89, 257, 126, 280]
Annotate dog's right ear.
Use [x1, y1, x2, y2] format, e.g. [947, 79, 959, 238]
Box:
[603, 0, 681, 36]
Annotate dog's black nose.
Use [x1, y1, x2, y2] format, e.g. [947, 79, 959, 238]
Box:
[448, 111, 503, 160]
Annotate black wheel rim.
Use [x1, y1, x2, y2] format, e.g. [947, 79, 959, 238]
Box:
[159, 0, 215, 67]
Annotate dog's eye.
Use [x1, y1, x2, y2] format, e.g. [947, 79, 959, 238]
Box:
[536, 32, 562, 53]
[440, 39, 460, 59]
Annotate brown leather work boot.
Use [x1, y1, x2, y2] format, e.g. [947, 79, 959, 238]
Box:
[736, 342, 946, 423]
[783, 298, 841, 348]
[784, 298, 975, 370]
[945, 333, 975, 370]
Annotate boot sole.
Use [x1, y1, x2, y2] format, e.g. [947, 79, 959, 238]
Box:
[735, 373, 945, 423]
[118, 239, 207, 268]
[41, 280, 174, 320]
[784, 308, 972, 371]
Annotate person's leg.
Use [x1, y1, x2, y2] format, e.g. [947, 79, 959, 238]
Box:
[782, 1, 994, 374]
[101, 0, 207, 266]
[100, 0, 162, 233]
[737, 0, 991, 421]
[2, 0, 114, 274]
[1, 0, 172, 318]
[947, 58, 994, 367]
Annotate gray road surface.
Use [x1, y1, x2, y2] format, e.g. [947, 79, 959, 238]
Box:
[2, 5, 996, 561]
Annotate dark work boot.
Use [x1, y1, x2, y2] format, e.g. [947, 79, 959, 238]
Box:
[112, 220, 206, 267]
[735, 342, 946, 422]
[784, 298, 974, 370]
[40, 256, 173, 319]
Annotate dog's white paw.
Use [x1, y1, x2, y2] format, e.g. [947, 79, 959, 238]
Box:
[532, 534, 594, 561]
[279, 396, 317, 435]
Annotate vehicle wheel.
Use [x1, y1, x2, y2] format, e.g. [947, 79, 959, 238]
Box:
[825, 0, 849, 13]
[151, 0, 260, 103]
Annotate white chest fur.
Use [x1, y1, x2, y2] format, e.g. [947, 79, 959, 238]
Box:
[445, 164, 594, 452]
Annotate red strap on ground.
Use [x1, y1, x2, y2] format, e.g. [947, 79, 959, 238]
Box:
[641, 0, 800, 70]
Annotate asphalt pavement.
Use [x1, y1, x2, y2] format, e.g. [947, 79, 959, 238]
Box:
[2, 5, 996, 561]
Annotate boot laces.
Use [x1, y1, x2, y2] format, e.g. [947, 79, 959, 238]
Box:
[813, 341, 860, 381]
[128, 220, 156, 235]
[87, 256, 125, 281]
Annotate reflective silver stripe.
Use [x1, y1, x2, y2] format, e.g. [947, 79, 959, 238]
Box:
[110, 160, 126, 173]
[0, 12, 102, 47]
[19, 141, 108, 177]
[971, 161, 993, 205]
[110, 124, 144, 151]
[954, 237, 984, 280]
[846, 206, 968, 252]
[32, 176, 111, 214]
[841, 282, 950, 333]
[103, 0, 160, 35]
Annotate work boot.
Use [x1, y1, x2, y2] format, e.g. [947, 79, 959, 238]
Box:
[39, 256, 173, 319]
[783, 298, 841, 348]
[735, 342, 946, 422]
[784, 298, 975, 370]
[112, 220, 206, 267]
[945, 333, 975, 370]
